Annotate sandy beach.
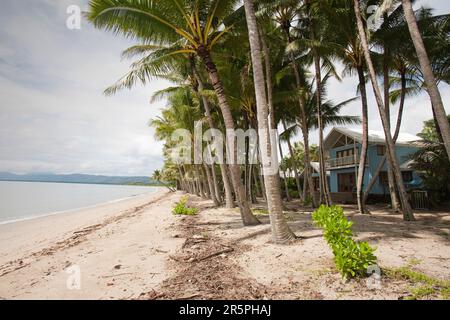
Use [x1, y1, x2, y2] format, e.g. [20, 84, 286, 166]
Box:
[0, 191, 449, 300]
[0, 189, 185, 299]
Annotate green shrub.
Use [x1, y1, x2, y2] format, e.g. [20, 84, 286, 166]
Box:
[312, 205, 377, 279]
[172, 196, 198, 216]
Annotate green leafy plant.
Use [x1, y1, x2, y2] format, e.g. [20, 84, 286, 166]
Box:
[172, 196, 198, 216]
[312, 205, 377, 279]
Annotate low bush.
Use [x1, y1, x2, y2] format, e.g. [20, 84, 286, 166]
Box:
[385, 266, 450, 300]
[312, 205, 377, 279]
[172, 196, 198, 216]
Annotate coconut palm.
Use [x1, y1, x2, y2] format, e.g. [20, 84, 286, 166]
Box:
[353, 0, 414, 221]
[317, 0, 377, 213]
[244, 0, 296, 243]
[259, 0, 318, 207]
[152, 169, 177, 192]
[87, 0, 259, 225]
[400, 0, 450, 160]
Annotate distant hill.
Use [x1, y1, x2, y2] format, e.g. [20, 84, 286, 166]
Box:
[0, 172, 158, 186]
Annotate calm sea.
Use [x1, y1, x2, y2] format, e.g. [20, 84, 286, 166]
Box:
[0, 181, 160, 225]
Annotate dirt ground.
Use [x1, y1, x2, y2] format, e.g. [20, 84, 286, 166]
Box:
[146, 194, 450, 300]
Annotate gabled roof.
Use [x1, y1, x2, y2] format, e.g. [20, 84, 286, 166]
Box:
[324, 127, 423, 150]
[300, 162, 330, 177]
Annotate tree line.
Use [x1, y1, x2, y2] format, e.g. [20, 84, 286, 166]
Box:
[86, 0, 449, 243]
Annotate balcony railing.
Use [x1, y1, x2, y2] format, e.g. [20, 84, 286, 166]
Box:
[326, 155, 360, 169]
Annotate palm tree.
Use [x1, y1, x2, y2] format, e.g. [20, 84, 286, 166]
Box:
[401, 0, 450, 160]
[152, 169, 176, 192]
[362, 2, 449, 208]
[302, 0, 334, 206]
[318, 0, 376, 213]
[244, 0, 296, 243]
[261, 0, 318, 207]
[353, 0, 414, 221]
[87, 0, 259, 225]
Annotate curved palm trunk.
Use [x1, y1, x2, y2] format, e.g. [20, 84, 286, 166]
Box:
[282, 120, 304, 200]
[383, 47, 401, 212]
[356, 66, 369, 213]
[197, 47, 259, 226]
[354, 0, 414, 221]
[402, 0, 450, 160]
[192, 65, 233, 207]
[244, 0, 295, 242]
[363, 69, 407, 204]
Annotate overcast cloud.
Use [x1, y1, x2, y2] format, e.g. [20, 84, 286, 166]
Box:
[0, 0, 448, 176]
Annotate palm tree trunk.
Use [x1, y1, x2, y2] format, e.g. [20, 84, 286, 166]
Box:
[194, 166, 204, 198]
[261, 30, 291, 203]
[191, 64, 233, 207]
[383, 46, 401, 212]
[197, 46, 259, 226]
[307, 2, 331, 206]
[202, 166, 211, 199]
[432, 106, 445, 144]
[284, 30, 317, 207]
[282, 120, 304, 200]
[278, 136, 291, 201]
[210, 164, 222, 203]
[203, 164, 219, 206]
[177, 166, 186, 192]
[253, 168, 262, 198]
[356, 65, 369, 214]
[195, 165, 207, 199]
[354, 0, 414, 221]
[244, 0, 295, 242]
[402, 0, 450, 160]
[363, 69, 407, 204]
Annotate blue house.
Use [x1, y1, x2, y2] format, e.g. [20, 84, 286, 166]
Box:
[322, 127, 423, 203]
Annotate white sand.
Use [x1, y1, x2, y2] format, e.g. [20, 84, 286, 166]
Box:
[0, 189, 184, 299]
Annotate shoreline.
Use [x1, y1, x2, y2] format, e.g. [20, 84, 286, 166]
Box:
[0, 189, 184, 299]
[0, 187, 163, 226]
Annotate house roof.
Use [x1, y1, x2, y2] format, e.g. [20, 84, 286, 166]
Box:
[299, 162, 330, 177]
[324, 127, 423, 150]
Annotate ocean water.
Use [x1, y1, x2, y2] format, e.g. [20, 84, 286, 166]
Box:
[0, 181, 160, 224]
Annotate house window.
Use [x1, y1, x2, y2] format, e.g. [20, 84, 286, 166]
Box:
[338, 173, 356, 192]
[377, 145, 386, 156]
[402, 171, 413, 182]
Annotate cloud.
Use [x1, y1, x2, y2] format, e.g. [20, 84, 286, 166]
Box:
[0, 0, 168, 176]
[0, 0, 448, 175]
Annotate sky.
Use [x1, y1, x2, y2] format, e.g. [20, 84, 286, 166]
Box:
[0, 0, 449, 176]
